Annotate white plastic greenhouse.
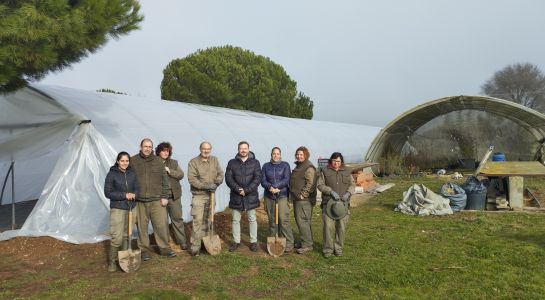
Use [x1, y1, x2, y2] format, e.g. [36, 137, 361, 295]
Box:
[0, 85, 381, 243]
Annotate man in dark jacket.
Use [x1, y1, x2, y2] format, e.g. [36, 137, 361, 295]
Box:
[132, 138, 176, 260]
[261, 147, 294, 253]
[225, 141, 262, 252]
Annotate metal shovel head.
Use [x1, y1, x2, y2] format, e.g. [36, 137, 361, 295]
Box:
[267, 236, 286, 257]
[203, 234, 222, 255]
[118, 248, 141, 273]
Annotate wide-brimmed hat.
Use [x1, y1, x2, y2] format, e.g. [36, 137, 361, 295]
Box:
[325, 200, 348, 220]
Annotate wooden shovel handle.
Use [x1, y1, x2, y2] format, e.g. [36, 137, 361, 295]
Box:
[275, 202, 279, 225]
[128, 210, 132, 236]
[210, 192, 215, 222]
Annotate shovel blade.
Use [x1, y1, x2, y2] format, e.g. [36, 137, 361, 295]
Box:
[267, 236, 286, 257]
[118, 249, 141, 273]
[203, 234, 222, 255]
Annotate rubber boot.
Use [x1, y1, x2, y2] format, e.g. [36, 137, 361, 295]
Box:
[108, 246, 118, 272]
[121, 239, 129, 251]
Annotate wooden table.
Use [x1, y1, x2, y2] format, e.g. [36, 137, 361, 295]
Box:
[478, 161, 545, 210]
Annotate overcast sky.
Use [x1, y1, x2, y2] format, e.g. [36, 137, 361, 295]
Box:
[41, 0, 545, 127]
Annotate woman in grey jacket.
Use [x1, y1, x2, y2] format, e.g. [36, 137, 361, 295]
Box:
[104, 151, 139, 272]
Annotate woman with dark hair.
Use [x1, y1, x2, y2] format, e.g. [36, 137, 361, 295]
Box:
[317, 152, 355, 258]
[261, 147, 294, 254]
[104, 151, 139, 272]
[155, 142, 188, 252]
[289, 146, 317, 254]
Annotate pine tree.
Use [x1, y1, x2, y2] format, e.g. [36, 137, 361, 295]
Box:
[0, 0, 144, 93]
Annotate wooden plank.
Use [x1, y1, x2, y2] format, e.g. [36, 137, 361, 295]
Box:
[346, 162, 379, 173]
[474, 146, 495, 176]
[525, 188, 542, 208]
[373, 183, 395, 193]
[478, 161, 545, 176]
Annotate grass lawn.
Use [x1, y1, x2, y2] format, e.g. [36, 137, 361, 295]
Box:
[1, 176, 544, 299]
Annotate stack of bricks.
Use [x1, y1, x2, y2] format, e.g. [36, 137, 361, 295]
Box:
[352, 171, 378, 192]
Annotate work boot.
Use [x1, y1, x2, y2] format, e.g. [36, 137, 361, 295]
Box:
[121, 239, 129, 251]
[162, 249, 177, 258]
[250, 242, 258, 252]
[141, 251, 151, 262]
[228, 243, 240, 252]
[190, 248, 200, 257]
[108, 246, 118, 272]
[296, 247, 313, 254]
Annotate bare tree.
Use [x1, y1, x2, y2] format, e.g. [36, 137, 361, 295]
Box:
[481, 63, 545, 112]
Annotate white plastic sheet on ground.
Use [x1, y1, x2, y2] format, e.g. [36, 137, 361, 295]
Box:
[395, 184, 453, 216]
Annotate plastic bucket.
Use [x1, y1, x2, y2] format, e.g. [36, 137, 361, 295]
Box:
[492, 153, 506, 161]
[465, 190, 487, 210]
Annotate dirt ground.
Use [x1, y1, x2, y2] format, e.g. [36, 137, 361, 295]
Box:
[0, 193, 373, 259]
[0, 194, 373, 298]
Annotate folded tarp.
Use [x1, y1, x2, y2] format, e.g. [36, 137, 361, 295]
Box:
[395, 184, 453, 216]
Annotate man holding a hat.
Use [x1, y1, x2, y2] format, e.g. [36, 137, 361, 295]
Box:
[317, 152, 355, 258]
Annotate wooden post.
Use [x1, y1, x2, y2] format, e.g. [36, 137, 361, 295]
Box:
[508, 176, 524, 211]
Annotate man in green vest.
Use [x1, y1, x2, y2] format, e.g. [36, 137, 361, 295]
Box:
[156, 142, 188, 252]
[289, 146, 317, 254]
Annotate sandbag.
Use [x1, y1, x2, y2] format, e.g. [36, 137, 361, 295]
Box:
[440, 183, 466, 212]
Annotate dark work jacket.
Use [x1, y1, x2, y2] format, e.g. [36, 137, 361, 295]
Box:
[290, 160, 317, 205]
[163, 158, 184, 199]
[226, 152, 262, 211]
[131, 152, 170, 202]
[261, 161, 291, 199]
[104, 166, 139, 210]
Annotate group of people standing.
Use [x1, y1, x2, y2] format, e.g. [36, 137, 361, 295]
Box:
[104, 138, 355, 272]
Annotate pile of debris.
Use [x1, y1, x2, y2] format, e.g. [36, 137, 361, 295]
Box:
[347, 162, 395, 194]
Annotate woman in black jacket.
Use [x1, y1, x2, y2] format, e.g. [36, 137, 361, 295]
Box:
[104, 151, 139, 272]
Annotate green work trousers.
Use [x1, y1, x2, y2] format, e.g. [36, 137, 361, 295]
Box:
[264, 196, 294, 250]
[136, 200, 171, 254]
[110, 208, 137, 249]
[322, 208, 349, 255]
[190, 193, 211, 252]
[167, 197, 187, 247]
[294, 200, 314, 249]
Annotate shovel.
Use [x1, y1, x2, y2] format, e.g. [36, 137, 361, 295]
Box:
[203, 191, 221, 255]
[118, 207, 141, 273]
[267, 201, 286, 257]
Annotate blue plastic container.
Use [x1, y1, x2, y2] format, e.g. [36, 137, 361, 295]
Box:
[492, 152, 506, 161]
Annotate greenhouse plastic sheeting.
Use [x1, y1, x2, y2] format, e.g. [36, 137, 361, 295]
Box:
[1, 124, 116, 243]
[0, 84, 381, 243]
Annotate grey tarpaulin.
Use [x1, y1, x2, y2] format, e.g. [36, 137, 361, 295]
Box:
[395, 184, 453, 216]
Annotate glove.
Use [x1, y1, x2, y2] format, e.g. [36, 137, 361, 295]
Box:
[206, 183, 217, 191]
[330, 191, 340, 200]
[342, 192, 351, 202]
